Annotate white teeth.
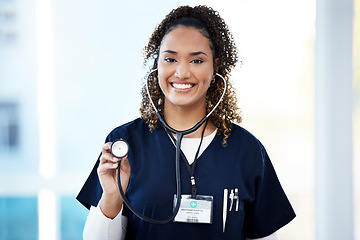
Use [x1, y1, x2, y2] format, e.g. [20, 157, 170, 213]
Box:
[172, 83, 193, 89]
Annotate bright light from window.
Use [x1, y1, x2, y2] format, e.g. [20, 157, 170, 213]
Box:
[38, 189, 57, 240]
[35, 0, 56, 179]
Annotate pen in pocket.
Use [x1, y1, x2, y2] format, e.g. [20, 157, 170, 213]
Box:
[223, 189, 228, 232]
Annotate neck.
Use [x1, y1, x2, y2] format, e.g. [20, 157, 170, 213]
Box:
[163, 103, 215, 138]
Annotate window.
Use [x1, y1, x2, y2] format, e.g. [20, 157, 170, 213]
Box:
[0, 102, 19, 152]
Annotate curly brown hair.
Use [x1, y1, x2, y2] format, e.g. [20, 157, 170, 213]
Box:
[140, 5, 242, 145]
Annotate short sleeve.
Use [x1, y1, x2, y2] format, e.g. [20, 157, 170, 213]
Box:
[76, 153, 103, 209]
[244, 144, 296, 238]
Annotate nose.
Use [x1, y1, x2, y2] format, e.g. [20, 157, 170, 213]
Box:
[174, 63, 190, 79]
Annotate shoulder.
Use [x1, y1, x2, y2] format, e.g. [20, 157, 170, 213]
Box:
[226, 123, 268, 167]
[106, 118, 149, 142]
[228, 123, 263, 149]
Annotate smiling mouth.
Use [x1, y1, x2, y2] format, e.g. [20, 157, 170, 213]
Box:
[171, 83, 195, 90]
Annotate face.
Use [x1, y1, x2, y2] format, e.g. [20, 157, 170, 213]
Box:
[157, 26, 215, 111]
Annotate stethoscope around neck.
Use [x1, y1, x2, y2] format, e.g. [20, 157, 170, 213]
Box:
[111, 68, 227, 224]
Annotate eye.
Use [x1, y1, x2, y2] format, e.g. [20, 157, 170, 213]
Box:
[191, 59, 203, 64]
[164, 57, 176, 63]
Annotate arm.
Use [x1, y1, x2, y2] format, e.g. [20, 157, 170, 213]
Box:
[97, 142, 131, 218]
[83, 206, 128, 240]
[83, 142, 131, 239]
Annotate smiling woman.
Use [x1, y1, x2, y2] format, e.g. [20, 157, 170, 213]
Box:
[77, 5, 295, 240]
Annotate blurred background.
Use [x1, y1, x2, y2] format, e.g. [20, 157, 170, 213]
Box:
[0, 0, 358, 239]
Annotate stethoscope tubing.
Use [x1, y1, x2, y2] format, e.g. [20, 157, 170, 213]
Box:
[116, 69, 227, 224]
[116, 132, 183, 224]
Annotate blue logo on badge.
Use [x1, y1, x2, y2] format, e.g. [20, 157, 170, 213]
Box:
[190, 201, 197, 208]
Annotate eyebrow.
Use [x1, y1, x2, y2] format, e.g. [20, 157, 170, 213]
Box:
[162, 50, 208, 57]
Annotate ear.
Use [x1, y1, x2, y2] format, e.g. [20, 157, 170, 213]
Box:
[214, 58, 221, 72]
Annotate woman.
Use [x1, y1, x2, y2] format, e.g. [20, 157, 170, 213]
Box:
[77, 5, 295, 239]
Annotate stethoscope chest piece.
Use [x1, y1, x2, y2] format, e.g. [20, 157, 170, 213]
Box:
[110, 139, 129, 158]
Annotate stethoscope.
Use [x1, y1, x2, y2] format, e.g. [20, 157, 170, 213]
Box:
[110, 68, 227, 224]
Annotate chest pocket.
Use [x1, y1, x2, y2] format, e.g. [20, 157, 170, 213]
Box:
[225, 200, 245, 236]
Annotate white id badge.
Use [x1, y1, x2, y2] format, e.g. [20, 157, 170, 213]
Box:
[173, 195, 213, 224]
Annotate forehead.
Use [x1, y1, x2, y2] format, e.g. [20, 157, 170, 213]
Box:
[159, 27, 213, 54]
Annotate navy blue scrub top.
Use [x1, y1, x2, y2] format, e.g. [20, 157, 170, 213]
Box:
[77, 118, 295, 239]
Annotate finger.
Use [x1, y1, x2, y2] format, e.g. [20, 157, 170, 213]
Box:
[119, 155, 129, 167]
[100, 152, 119, 164]
[97, 162, 118, 174]
[102, 142, 112, 153]
[119, 156, 131, 175]
[100, 142, 112, 163]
